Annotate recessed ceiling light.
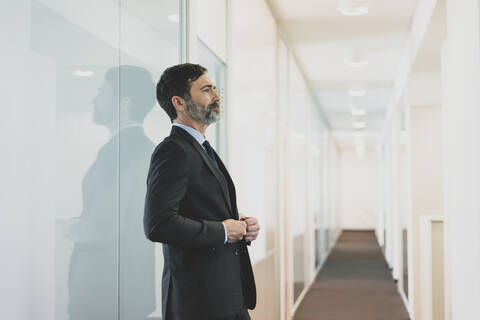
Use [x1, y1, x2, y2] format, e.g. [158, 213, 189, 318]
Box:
[339, 6, 368, 16]
[73, 70, 94, 77]
[346, 59, 368, 67]
[168, 14, 179, 23]
[352, 121, 366, 129]
[348, 89, 366, 97]
[351, 108, 367, 116]
[345, 48, 368, 67]
[348, 84, 366, 97]
[338, 0, 368, 16]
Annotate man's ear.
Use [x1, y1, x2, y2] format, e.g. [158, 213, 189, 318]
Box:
[119, 97, 131, 110]
[171, 95, 185, 114]
[119, 97, 132, 120]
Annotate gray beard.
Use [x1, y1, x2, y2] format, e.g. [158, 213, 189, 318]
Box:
[185, 99, 220, 124]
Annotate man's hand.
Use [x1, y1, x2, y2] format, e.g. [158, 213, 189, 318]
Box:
[223, 219, 247, 243]
[239, 214, 260, 242]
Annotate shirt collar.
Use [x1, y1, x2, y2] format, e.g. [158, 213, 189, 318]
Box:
[172, 123, 206, 146]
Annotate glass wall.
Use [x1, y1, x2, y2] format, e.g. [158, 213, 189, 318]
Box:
[1, 1, 180, 319]
[229, 0, 278, 318]
[197, 38, 228, 159]
[399, 106, 409, 298]
[229, 0, 277, 267]
[309, 106, 325, 269]
[288, 57, 308, 302]
[384, 134, 393, 267]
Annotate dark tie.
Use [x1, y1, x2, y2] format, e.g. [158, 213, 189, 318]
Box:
[202, 140, 217, 165]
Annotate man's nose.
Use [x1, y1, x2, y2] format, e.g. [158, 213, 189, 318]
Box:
[212, 88, 220, 102]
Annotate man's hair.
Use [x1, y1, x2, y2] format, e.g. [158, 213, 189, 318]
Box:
[156, 63, 207, 122]
[105, 65, 156, 122]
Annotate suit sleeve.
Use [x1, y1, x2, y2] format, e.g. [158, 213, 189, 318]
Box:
[143, 140, 225, 250]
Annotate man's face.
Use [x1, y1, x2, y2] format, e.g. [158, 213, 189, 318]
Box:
[92, 80, 115, 126]
[184, 73, 220, 124]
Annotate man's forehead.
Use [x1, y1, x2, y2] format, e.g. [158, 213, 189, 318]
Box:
[191, 73, 214, 87]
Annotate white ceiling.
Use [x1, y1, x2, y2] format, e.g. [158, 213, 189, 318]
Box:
[268, 0, 418, 147]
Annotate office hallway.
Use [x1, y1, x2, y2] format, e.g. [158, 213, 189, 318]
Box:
[294, 231, 410, 320]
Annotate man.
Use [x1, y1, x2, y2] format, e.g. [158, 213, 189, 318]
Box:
[144, 63, 260, 320]
[66, 65, 156, 319]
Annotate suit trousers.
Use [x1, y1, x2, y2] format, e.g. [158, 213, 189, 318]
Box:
[216, 309, 251, 320]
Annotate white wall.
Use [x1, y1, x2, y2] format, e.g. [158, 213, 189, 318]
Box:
[408, 105, 444, 320]
[442, 1, 480, 318]
[338, 147, 378, 230]
[196, 0, 227, 62]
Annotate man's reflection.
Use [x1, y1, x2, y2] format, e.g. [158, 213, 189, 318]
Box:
[65, 65, 156, 320]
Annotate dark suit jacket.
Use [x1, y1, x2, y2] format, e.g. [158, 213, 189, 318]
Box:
[144, 126, 256, 320]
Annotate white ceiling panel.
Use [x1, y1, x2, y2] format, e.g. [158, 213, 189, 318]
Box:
[268, 0, 418, 146]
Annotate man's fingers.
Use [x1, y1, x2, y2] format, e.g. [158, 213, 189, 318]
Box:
[247, 225, 260, 232]
[234, 228, 247, 237]
[246, 231, 258, 237]
[238, 223, 247, 235]
[227, 217, 259, 242]
[245, 231, 259, 240]
[234, 231, 246, 237]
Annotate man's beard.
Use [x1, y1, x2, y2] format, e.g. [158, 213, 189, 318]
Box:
[185, 98, 220, 124]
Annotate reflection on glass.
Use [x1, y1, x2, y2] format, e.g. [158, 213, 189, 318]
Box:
[310, 107, 324, 269]
[293, 235, 305, 301]
[290, 58, 307, 303]
[119, 0, 181, 317]
[4, 0, 178, 318]
[403, 228, 408, 297]
[315, 228, 321, 268]
[62, 66, 156, 320]
[116, 66, 157, 320]
[400, 108, 409, 299]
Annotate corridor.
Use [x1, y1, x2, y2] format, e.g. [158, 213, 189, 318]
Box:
[3, 0, 480, 319]
[294, 231, 410, 320]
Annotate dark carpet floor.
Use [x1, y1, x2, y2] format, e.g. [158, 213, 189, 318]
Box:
[293, 231, 410, 320]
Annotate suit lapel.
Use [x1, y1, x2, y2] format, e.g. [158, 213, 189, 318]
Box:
[214, 152, 239, 220]
[171, 127, 233, 215]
